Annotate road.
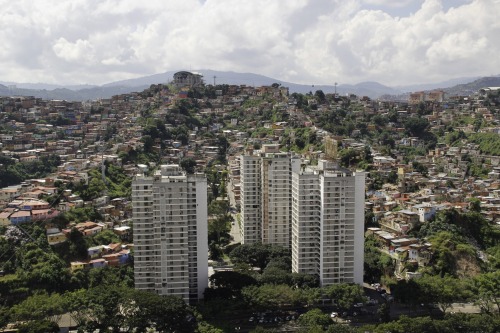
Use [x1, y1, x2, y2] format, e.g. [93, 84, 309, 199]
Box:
[362, 283, 481, 320]
[226, 176, 241, 244]
[229, 212, 241, 244]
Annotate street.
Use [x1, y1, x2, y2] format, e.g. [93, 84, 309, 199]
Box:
[226, 176, 241, 244]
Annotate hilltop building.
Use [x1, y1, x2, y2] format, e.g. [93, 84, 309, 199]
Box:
[132, 165, 208, 304]
[173, 71, 204, 88]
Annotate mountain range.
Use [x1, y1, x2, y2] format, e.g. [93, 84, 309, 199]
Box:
[1, 70, 499, 101]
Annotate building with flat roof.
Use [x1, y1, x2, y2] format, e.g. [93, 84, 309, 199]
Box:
[292, 161, 365, 286]
[173, 71, 204, 88]
[239, 146, 300, 249]
[132, 165, 208, 304]
[239, 146, 365, 285]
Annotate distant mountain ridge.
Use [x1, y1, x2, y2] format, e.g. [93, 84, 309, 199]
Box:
[442, 76, 500, 96]
[0, 70, 498, 101]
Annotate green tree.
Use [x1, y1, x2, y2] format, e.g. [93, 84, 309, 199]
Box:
[66, 285, 127, 332]
[180, 157, 197, 174]
[404, 117, 430, 138]
[242, 284, 304, 309]
[298, 308, 331, 328]
[208, 215, 231, 246]
[123, 289, 195, 333]
[469, 271, 500, 314]
[315, 90, 326, 103]
[415, 275, 468, 313]
[469, 198, 482, 213]
[323, 283, 365, 310]
[16, 244, 70, 292]
[88, 229, 121, 247]
[326, 324, 358, 333]
[197, 322, 224, 333]
[364, 235, 394, 283]
[377, 302, 391, 323]
[208, 271, 258, 296]
[11, 292, 66, 324]
[260, 266, 292, 286]
[17, 320, 59, 333]
[229, 243, 290, 271]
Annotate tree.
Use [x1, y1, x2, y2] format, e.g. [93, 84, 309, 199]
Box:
[73, 285, 127, 332]
[415, 275, 468, 314]
[229, 243, 290, 271]
[469, 271, 500, 314]
[16, 244, 70, 292]
[412, 161, 428, 176]
[315, 90, 326, 103]
[0, 306, 10, 330]
[124, 289, 195, 333]
[88, 229, 121, 247]
[87, 266, 134, 289]
[298, 308, 331, 328]
[469, 198, 482, 213]
[323, 283, 365, 310]
[377, 302, 391, 323]
[364, 235, 394, 283]
[338, 148, 359, 168]
[208, 271, 258, 296]
[66, 286, 195, 332]
[292, 273, 320, 288]
[260, 266, 292, 286]
[241, 284, 304, 309]
[11, 292, 66, 324]
[197, 322, 224, 333]
[67, 228, 89, 259]
[404, 117, 430, 138]
[216, 136, 229, 162]
[180, 157, 197, 174]
[208, 215, 231, 246]
[326, 324, 358, 333]
[141, 134, 154, 153]
[17, 320, 59, 333]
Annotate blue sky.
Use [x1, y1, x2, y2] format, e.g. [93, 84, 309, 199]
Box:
[0, 0, 497, 86]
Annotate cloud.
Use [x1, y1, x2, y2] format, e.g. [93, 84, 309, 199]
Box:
[362, 0, 418, 7]
[0, 0, 498, 86]
[53, 38, 95, 62]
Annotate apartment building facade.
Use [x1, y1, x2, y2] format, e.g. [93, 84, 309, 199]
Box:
[240, 152, 262, 245]
[261, 152, 299, 248]
[132, 165, 208, 304]
[239, 145, 299, 248]
[292, 161, 365, 286]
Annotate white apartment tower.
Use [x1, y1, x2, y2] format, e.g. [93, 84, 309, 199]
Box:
[240, 145, 298, 248]
[132, 165, 208, 304]
[292, 160, 365, 286]
[240, 152, 262, 245]
[261, 152, 298, 248]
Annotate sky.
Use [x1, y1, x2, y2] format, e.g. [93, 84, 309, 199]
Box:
[0, 0, 499, 87]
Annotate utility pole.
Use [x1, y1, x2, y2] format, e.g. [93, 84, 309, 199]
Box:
[213, 75, 216, 86]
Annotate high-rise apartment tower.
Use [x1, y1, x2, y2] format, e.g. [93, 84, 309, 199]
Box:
[132, 165, 208, 304]
[291, 160, 365, 286]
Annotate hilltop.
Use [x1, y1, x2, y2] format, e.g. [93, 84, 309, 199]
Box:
[2, 70, 498, 101]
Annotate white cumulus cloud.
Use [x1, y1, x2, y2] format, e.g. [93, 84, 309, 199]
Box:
[0, 0, 498, 86]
